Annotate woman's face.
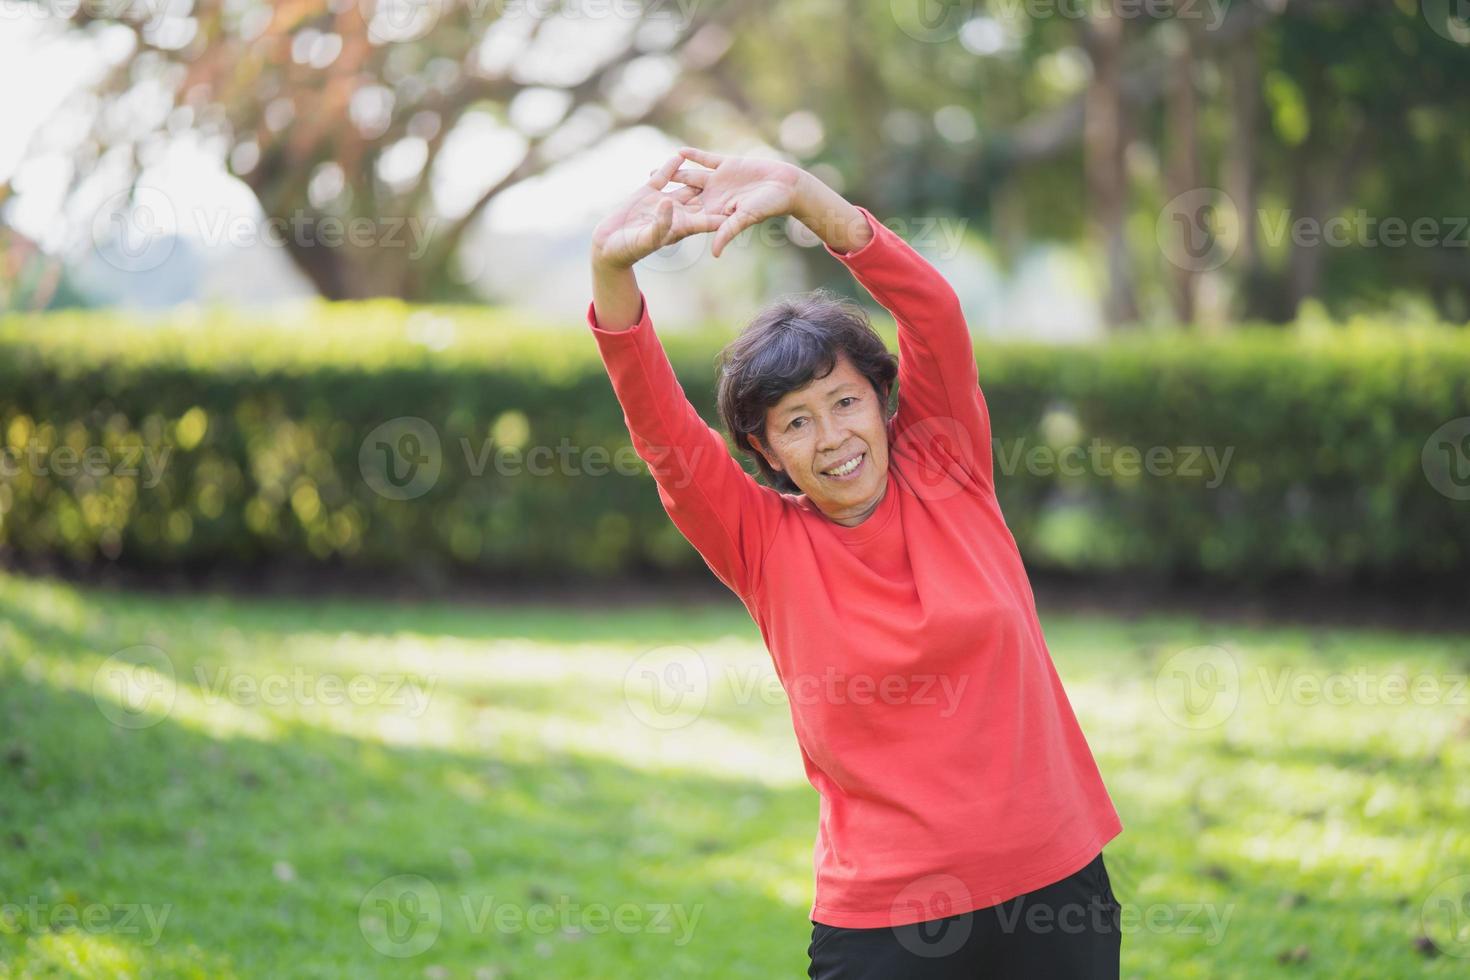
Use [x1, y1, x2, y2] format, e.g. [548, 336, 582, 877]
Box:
[748, 351, 890, 527]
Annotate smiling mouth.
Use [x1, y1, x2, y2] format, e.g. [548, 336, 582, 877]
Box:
[822, 452, 865, 478]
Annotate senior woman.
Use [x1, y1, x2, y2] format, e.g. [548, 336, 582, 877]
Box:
[587, 148, 1124, 979]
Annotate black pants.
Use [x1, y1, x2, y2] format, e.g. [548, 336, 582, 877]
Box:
[807, 851, 1122, 979]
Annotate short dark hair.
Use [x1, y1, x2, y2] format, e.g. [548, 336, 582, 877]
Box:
[715, 288, 898, 494]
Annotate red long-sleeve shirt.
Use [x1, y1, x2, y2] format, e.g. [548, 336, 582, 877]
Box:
[586, 205, 1122, 928]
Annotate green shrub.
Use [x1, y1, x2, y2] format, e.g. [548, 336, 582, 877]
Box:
[0, 303, 1466, 587]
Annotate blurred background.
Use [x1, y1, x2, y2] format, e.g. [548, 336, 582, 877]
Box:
[1, 0, 1469, 977]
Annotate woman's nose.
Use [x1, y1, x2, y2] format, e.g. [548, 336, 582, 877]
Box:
[815, 415, 847, 450]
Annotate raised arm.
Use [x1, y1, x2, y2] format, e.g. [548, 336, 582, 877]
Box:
[670, 148, 995, 496]
[591, 153, 720, 329]
[812, 201, 995, 496]
[588, 155, 785, 600]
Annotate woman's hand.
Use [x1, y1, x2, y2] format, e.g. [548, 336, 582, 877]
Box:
[590, 153, 725, 270]
[667, 147, 808, 258]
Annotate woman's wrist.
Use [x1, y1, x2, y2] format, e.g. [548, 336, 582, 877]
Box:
[591, 251, 631, 275]
[792, 171, 873, 255]
[590, 259, 642, 331]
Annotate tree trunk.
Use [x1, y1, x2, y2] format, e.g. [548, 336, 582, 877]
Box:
[1283, 117, 1372, 321]
[1225, 33, 1269, 322]
[281, 233, 405, 300]
[1164, 23, 1200, 326]
[1083, 9, 1139, 329]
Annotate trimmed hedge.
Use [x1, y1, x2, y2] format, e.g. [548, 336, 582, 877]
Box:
[1, 302, 1467, 587]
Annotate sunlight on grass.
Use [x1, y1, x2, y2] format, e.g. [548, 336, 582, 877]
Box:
[3, 570, 1469, 978]
[6, 929, 233, 979]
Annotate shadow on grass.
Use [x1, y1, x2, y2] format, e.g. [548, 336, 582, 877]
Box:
[0, 597, 817, 980]
[7, 577, 1467, 978]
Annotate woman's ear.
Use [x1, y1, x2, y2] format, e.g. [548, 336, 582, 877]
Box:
[747, 432, 783, 473]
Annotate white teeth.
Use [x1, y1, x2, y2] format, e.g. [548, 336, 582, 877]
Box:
[825, 454, 862, 476]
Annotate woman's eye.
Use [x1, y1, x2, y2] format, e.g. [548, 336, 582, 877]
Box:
[839, 397, 857, 408]
[789, 418, 806, 431]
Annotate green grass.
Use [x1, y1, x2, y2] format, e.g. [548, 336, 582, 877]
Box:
[1, 571, 1468, 978]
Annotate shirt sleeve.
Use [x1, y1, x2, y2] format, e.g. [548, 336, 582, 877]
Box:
[824, 205, 995, 496]
[586, 291, 784, 600]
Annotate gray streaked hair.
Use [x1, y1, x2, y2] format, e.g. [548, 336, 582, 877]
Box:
[716, 288, 897, 494]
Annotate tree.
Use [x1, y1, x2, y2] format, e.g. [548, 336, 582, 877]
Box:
[12, 0, 762, 300]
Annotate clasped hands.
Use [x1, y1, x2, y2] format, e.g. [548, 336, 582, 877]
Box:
[589, 146, 812, 271]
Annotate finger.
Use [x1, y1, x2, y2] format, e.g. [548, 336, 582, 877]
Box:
[677, 146, 723, 169]
[671, 206, 724, 239]
[659, 209, 724, 255]
[637, 196, 675, 251]
[655, 195, 675, 230]
[668, 184, 701, 205]
[646, 153, 686, 189]
[711, 208, 759, 259]
[667, 167, 710, 189]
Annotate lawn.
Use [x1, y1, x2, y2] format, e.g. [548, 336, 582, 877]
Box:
[1, 570, 1467, 978]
